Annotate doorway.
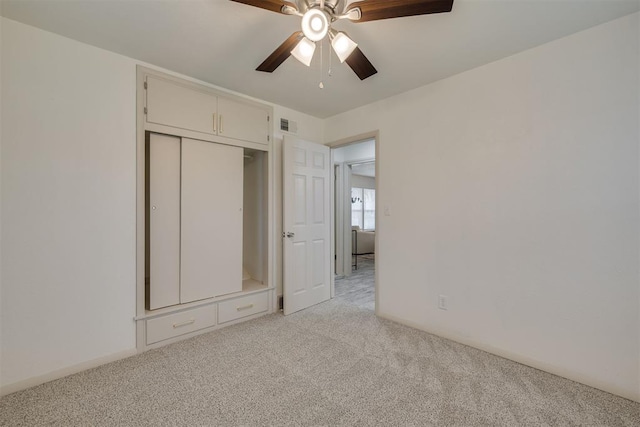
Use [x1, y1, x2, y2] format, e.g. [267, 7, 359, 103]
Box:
[331, 138, 377, 311]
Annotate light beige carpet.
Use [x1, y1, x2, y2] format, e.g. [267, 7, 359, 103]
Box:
[1, 298, 638, 426]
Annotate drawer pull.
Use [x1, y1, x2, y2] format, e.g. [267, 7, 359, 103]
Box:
[173, 319, 195, 328]
[236, 304, 254, 312]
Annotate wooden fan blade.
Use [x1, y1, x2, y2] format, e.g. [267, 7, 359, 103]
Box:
[345, 47, 377, 80]
[256, 32, 303, 72]
[230, 0, 297, 14]
[347, 0, 454, 22]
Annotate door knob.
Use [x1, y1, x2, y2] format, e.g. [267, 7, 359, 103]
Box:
[282, 232, 295, 238]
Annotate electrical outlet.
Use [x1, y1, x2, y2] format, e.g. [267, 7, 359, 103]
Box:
[438, 295, 448, 310]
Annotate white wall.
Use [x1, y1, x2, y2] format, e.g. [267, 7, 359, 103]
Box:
[332, 139, 375, 163]
[1, 17, 138, 390]
[351, 174, 375, 190]
[325, 13, 640, 401]
[0, 16, 4, 388]
[273, 106, 324, 144]
[0, 17, 323, 392]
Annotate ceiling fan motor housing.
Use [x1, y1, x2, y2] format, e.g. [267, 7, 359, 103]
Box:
[301, 8, 330, 41]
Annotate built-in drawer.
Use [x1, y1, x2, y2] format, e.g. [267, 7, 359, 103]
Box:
[146, 304, 217, 345]
[218, 292, 269, 324]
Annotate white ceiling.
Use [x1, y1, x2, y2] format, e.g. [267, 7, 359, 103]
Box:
[352, 162, 375, 178]
[1, 0, 638, 118]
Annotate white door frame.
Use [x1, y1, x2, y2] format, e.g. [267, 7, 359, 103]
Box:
[332, 162, 353, 278]
[328, 131, 380, 315]
[334, 164, 343, 279]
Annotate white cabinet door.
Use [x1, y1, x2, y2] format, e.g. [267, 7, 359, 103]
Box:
[180, 138, 243, 303]
[146, 76, 218, 136]
[148, 134, 181, 310]
[218, 96, 269, 145]
[282, 137, 331, 315]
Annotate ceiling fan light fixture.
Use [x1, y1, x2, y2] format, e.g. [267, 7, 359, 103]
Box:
[291, 37, 316, 66]
[301, 8, 329, 42]
[330, 30, 357, 63]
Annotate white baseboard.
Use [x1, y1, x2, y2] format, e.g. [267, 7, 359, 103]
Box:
[0, 348, 138, 397]
[377, 312, 640, 403]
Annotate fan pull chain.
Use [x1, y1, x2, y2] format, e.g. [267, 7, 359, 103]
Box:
[319, 40, 324, 89]
[328, 39, 332, 77]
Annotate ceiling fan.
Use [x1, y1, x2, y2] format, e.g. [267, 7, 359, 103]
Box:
[231, 0, 455, 80]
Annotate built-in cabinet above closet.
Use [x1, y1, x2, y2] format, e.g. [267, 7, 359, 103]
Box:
[146, 75, 270, 145]
[136, 66, 274, 352]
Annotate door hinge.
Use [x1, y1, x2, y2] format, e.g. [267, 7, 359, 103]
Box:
[267, 135, 270, 142]
[144, 81, 147, 90]
[144, 107, 148, 115]
[267, 115, 270, 122]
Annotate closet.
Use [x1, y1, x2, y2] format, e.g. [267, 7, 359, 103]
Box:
[146, 135, 243, 309]
[136, 67, 274, 351]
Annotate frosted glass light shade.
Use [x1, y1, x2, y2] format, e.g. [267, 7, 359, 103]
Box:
[301, 9, 329, 42]
[330, 31, 357, 63]
[291, 37, 316, 67]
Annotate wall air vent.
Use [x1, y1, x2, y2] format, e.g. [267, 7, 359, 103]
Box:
[280, 118, 298, 134]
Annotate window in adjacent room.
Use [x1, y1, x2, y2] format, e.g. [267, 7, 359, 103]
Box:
[351, 187, 375, 230]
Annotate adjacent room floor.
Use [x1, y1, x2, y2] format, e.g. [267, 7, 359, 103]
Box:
[334, 255, 375, 310]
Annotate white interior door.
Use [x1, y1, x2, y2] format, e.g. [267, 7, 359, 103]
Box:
[283, 137, 331, 315]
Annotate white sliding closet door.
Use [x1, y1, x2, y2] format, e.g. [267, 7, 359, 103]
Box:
[148, 133, 181, 310]
[181, 138, 243, 303]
